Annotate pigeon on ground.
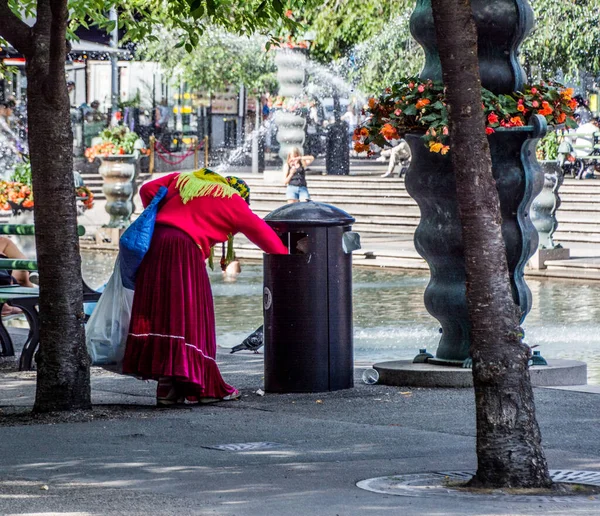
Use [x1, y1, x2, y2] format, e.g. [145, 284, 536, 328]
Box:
[230, 325, 264, 354]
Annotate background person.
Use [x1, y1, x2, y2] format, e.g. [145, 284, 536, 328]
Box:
[381, 138, 411, 178]
[283, 147, 314, 203]
[122, 169, 287, 407]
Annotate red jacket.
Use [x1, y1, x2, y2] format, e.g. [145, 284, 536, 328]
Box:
[140, 173, 288, 258]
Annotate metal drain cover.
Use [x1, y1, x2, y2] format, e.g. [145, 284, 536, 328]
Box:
[202, 442, 284, 452]
[357, 470, 600, 504]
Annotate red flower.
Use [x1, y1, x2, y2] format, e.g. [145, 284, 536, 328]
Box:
[487, 112, 499, 124]
[485, 127, 495, 135]
[530, 87, 538, 94]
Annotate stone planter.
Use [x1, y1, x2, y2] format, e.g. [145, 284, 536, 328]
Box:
[274, 48, 307, 161]
[98, 154, 138, 228]
[404, 116, 546, 364]
[531, 160, 563, 249]
[528, 160, 569, 269]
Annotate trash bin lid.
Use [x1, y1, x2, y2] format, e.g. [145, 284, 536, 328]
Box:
[265, 202, 355, 229]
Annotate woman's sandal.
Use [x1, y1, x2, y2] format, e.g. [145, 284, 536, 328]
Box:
[198, 389, 241, 404]
[156, 378, 185, 407]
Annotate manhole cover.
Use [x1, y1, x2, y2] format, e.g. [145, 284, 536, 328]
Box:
[357, 470, 600, 504]
[202, 442, 284, 452]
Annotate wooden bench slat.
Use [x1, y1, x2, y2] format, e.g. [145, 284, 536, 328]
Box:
[0, 259, 38, 271]
[0, 224, 86, 236]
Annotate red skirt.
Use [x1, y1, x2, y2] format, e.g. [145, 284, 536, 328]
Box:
[122, 224, 236, 399]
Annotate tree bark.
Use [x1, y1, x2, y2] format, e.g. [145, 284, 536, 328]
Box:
[0, 0, 91, 411]
[429, 0, 551, 487]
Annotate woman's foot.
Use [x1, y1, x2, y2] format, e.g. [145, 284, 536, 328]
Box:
[198, 389, 241, 404]
[1, 305, 22, 317]
[156, 378, 184, 407]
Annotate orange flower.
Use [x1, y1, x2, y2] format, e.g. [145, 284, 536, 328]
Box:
[538, 101, 553, 116]
[368, 98, 377, 109]
[380, 123, 399, 141]
[354, 142, 370, 153]
[415, 98, 431, 110]
[569, 99, 578, 110]
[429, 141, 444, 153]
[509, 116, 524, 126]
[360, 127, 369, 137]
[440, 145, 450, 155]
[561, 87, 574, 99]
[517, 104, 526, 112]
[22, 200, 34, 208]
[556, 112, 567, 124]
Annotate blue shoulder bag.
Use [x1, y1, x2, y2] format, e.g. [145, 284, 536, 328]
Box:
[119, 186, 168, 290]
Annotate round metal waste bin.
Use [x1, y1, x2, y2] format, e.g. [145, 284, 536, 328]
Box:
[263, 202, 360, 393]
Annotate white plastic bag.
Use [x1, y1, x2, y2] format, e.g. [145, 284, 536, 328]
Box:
[85, 256, 134, 371]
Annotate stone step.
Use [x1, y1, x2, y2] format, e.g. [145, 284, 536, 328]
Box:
[554, 232, 600, 243]
[250, 194, 415, 206]
[247, 188, 412, 199]
[554, 223, 600, 234]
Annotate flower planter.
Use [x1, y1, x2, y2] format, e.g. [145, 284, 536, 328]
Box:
[98, 154, 138, 228]
[404, 116, 546, 364]
[531, 160, 563, 250]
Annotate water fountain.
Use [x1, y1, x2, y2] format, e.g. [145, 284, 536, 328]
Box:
[274, 48, 308, 163]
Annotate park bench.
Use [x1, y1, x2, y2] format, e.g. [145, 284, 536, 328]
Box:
[0, 225, 101, 370]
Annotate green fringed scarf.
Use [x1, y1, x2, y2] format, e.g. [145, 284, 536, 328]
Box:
[176, 168, 239, 204]
[177, 169, 239, 271]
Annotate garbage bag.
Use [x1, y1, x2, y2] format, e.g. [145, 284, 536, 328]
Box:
[85, 256, 134, 371]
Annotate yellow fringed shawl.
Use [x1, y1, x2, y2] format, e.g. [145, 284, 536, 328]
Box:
[176, 168, 239, 204]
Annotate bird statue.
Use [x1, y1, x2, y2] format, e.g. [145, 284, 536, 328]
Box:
[230, 325, 264, 354]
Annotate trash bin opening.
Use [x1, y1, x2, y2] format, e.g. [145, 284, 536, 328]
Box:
[285, 231, 309, 255]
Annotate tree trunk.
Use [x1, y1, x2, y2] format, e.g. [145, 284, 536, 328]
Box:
[429, 0, 550, 488]
[22, 1, 90, 412]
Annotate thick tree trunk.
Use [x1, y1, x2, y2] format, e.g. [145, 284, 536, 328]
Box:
[23, 1, 91, 412]
[429, 0, 550, 487]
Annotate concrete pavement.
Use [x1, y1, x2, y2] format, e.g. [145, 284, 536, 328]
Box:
[1, 343, 600, 515]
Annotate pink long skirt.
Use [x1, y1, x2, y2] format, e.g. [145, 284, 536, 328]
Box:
[122, 225, 236, 399]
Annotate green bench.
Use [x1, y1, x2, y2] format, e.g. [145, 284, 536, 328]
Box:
[0, 225, 101, 370]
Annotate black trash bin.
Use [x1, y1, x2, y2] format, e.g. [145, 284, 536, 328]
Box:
[263, 202, 360, 393]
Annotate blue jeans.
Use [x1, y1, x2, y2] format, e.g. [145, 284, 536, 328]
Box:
[286, 185, 310, 201]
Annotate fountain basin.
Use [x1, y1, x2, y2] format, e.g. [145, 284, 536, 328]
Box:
[373, 359, 587, 388]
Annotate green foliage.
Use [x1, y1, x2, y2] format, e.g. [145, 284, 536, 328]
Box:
[299, 0, 415, 62]
[537, 131, 559, 161]
[140, 27, 277, 95]
[523, 0, 600, 81]
[7, 0, 307, 49]
[287, 0, 422, 95]
[11, 160, 32, 186]
[98, 126, 140, 153]
[345, 14, 424, 95]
